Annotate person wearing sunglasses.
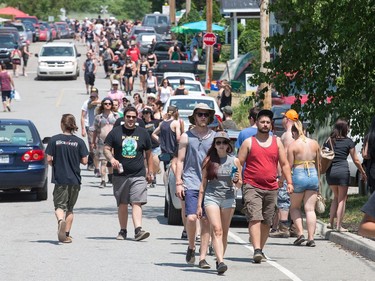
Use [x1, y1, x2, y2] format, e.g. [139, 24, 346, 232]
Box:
[104, 106, 153, 242]
[175, 103, 215, 269]
[92, 97, 120, 188]
[196, 131, 242, 274]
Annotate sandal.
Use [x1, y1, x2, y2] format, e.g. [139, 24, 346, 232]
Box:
[306, 240, 316, 247]
[293, 235, 306, 246]
[338, 227, 349, 232]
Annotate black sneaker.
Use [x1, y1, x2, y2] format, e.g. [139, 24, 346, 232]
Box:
[134, 229, 150, 241]
[216, 262, 228, 274]
[181, 230, 188, 240]
[261, 251, 267, 261]
[293, 235, 306, 246]
[198, 259, 211, 269]
[186, 247, 195, 264]
[253, 249, 263, 263]
[306, 240, 316, 247]
[116, 229, 127, 240]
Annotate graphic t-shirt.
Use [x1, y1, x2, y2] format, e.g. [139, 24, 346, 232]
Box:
[105, 125, 152, 177]
[45, 134, 89, 185]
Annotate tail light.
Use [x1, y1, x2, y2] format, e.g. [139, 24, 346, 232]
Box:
[215, 114, 223, 123]
[22, 150, 45, 162]
[195, 76, 200, 81]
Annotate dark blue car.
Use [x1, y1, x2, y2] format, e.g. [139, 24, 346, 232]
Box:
[0, 119, 48, 200]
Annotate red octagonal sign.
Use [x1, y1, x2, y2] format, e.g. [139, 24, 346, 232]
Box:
[203, 32, 216, 46]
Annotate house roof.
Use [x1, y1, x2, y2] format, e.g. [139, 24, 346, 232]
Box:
[220, 0, 260, 13]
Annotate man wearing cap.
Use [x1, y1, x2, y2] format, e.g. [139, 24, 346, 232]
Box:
[270, 109, 299, 238]
[81, 87, 101, 171]
[221, 106, 238, 130]
[83, 51, 97, 95]
[107, 80, 125, 109]
[175, 103, 215, 268]
[237, 109, 293, 263]
[104, 106, 153, 241]
[21, 40, 31, 77]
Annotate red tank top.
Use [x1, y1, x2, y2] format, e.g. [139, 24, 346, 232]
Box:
[244, 136, 279, 190]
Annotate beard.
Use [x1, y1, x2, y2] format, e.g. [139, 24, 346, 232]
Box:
[258, 127, 270, 134]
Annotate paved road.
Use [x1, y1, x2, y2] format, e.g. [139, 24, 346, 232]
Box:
[0, 40, 375, 280]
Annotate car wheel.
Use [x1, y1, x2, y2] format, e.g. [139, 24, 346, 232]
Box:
[167, 189, 182, 225]
[36, 179, 48, 201]
[164, 198, 168, 218]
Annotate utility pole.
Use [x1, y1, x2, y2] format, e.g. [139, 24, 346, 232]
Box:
[260, 0, 271, 109]
[206, 0, 213, 91]
[186, 0, 191, 15]
[169, 0, 176, 26]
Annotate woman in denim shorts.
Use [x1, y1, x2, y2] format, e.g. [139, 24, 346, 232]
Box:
[196, 131, 243, 274]
[288, 121, 320, 247]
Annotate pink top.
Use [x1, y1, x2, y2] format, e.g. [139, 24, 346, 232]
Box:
[107, 90, 125, 108]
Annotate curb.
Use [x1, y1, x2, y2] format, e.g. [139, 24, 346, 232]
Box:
[316, 220, 375, 261]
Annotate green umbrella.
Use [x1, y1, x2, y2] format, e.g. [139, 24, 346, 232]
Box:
[171, 25, 198, 34]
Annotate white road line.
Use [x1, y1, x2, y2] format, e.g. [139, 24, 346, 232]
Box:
[228, 231, 303, 281]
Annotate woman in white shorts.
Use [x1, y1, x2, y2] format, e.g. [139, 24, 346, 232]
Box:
[196, 131, 242, 274]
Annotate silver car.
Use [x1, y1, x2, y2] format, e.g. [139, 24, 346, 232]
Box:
[135, 33, 162, 55]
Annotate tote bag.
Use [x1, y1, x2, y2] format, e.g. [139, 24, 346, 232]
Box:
[320, 138, 335, 174]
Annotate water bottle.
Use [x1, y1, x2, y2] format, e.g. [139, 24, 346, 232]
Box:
[231, 166, 238, 181]
[118, 163, 124, 174]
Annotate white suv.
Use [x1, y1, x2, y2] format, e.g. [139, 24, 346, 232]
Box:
[35, 42, 81, 80]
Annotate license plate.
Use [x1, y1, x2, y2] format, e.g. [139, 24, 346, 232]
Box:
[51, 71, 63, 74]
[0, 155, 9, 164]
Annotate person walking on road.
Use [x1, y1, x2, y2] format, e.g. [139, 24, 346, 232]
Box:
[221, 106, 238, 130]
[10, 47, 22, 77]
[45, 114, 89, 243]
[196, 131, 242, 274]
[287, 121, 320, 247]
[0, 63, 15, 112]
[237, 109, 293, 263]
[104, 106, 153, 241]
[325, 118, 367, 231]
[83, 51, 97, 94]
[362, 116, 375, 194]
[175, 103, 215, 268]
[158, 78, 173, 107]
[107, 80, 125, 109]
[21, 40, 31, 76]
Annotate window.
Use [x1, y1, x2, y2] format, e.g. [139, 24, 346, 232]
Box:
[0, 125, 33, 145]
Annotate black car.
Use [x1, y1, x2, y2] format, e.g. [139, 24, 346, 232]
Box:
[0, 119, 48, 200]
[0, 33, 18, 68]
[153, 60, 199, 84]
[152, 41, 187, 62]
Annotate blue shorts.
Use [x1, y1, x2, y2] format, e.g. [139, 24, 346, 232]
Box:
[292, 167, 319, 193]
[152, 146, 161, 156]
[185, 189, 205, 217]
[277, 181, 290, 210]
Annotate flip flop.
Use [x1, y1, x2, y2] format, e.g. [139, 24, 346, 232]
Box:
[338, 227, 349, 232]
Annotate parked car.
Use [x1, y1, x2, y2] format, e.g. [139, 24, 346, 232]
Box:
[54, 22, 70, 39]
[5, 22, 31, 43]
[142, 12, 171, 38]
[0, 33, 18, 68]
[49, 24, 58, 40]
[38, 24, 51, 42]
[35, 42, 81, 80]
[129, 26, 156, 40]
[154, 60, 199, 84]
[15, 16, 40, 41]
[23, 20, 37, 42]
[167, 79, 206, 96]
[152, 41, 187, 62]
[135, 33, 162, 55]
[0, 119, 48, 200]
[0, 27, 22, 47]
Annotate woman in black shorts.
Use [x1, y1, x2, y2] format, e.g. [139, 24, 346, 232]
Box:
[123, 57, 136, 96]
[138, 55, 150, 94]
[147, 50, 157, 69]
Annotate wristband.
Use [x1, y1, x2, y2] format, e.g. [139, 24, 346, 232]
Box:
[287, 183, 293, 185]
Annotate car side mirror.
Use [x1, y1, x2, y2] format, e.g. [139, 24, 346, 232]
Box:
[77, 53, 81, 57]
[35, 54, 39, 57]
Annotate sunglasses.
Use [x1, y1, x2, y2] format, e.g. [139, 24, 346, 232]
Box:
[125, 115, 137, 119]
[196, 112, 210, 118]
[215, 140, 229, 145]
[103, 103, 112, 105]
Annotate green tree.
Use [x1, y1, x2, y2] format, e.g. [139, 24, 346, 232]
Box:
[251, 0, 375, 137]
[238, 19, 260, 61]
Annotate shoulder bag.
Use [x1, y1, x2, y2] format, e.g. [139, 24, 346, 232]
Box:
[320, 138, 335, 174]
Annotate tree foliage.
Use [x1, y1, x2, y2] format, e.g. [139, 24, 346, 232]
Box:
[252, 0, 375, 137]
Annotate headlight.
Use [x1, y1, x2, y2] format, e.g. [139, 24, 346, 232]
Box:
[39, 62, 48, 67]
[65, 61, 74, 66]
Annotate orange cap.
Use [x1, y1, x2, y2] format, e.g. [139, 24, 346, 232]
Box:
[282, 109, 299, 121]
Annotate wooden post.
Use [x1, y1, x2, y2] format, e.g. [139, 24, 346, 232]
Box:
[206, 0, 213, 91]
[186, 0, 191, 15]
[169, 0, 176, 26]
[260, 0, 271, 109]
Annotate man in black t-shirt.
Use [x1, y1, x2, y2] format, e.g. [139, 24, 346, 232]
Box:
[104, 106, 153, 241]
[46, 114, 89, 243]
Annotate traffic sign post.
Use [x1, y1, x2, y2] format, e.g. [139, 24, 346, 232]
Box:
[203, 32, 216, 46]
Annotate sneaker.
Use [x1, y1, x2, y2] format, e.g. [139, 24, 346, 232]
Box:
[62, 236, 73, 243]
[261, 251, 268, 261]
[6, 106, 11, 112]
[216, 262, 228, 274]
[198, 259, 211, 269]
[87, 164, 95, 171]
[186, 247, 195, 264]
[94, 169, 101, 178]
[293, 235, 306, 246]
[57, 219, 67, 242]
[181, 230, 188, 240]
[269, 222, 290, 238]
[99, 180, 106, 188]
[208, 244, 215, 256]
[134, 229, 150, 241]
[253, 249, 263, 263]
[116, 229, 127, 240]
[306, 240, 316, 247]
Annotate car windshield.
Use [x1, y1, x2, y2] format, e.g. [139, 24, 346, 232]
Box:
[169, 99, 214, 111]
[41, 46, 73, 56]
[139, 34, 156, 43]
[170, 83, 201, 92]
[165, 76, 195, 81]
[0, 35, 15, 47]
[0, 124, 34, 145]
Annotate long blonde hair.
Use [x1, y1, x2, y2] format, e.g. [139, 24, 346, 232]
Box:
[292, 120, 306, 142]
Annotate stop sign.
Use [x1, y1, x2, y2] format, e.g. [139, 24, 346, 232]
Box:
[203, 32, 216, 46]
